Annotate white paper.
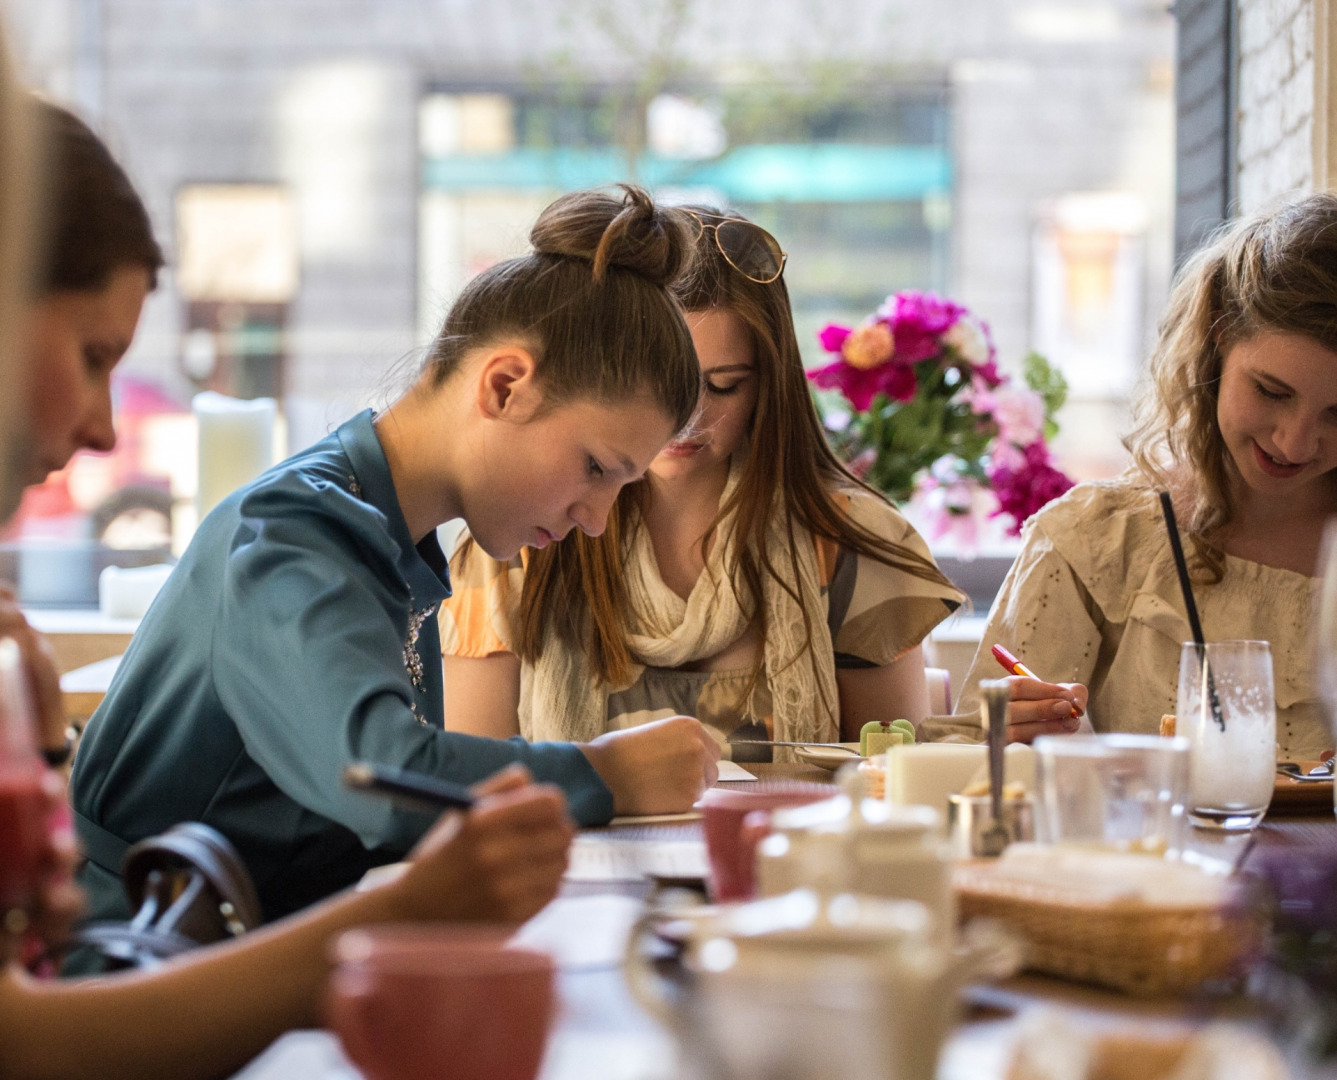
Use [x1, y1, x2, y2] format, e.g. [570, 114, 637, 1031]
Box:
[539, 1029, 678, 1080]
[226, 1031, 358, 1080]
[715, 760, 757, 782]
[512, 894, 644, 970]
[565, 834, 708, 882]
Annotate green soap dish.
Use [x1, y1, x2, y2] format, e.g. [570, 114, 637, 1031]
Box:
[859, 719, 916, 756]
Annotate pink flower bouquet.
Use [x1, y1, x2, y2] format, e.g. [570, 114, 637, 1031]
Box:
[809, 290, 1074, 542]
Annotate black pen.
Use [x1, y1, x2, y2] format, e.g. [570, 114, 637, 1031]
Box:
[343, 762, 476, 814]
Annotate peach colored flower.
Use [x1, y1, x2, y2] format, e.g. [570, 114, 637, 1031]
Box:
[943, 319, 990, 365]
[841, 321, 895, 370]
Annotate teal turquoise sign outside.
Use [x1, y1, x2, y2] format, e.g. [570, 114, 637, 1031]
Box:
[422, 144, 952, 202]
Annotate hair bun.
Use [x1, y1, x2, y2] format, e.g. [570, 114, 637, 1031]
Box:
[530, 184, 691, 287]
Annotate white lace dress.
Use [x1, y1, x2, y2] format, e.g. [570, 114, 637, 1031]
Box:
[934, 479, 1327, 758]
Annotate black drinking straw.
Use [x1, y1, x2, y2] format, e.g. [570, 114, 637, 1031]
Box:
[1158, 491, 1225, 732]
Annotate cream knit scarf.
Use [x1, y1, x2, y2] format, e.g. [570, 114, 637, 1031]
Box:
[518, 463, 841, 746]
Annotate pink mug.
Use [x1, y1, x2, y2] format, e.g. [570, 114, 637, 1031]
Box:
[700, 788, 830, 901]
[326, 925, 555, 1080]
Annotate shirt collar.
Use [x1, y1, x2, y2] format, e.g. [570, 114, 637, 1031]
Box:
[337, 409, 450, 603]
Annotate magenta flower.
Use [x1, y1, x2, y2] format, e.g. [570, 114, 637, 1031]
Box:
[956, 374, 997, 417]
[808, 358, 917, 411]
[988, 439, 1026, 472]
[987, 441, 1074, 535]
[974, 319, 1001, 384]
[810, 290, 1070, 520]
[973, 357, 1003, 388]
[879, 291, 966, 365]
[818, 324, 853, 353]
[923, 494, 982, 554]
[916, 462, 989, 557]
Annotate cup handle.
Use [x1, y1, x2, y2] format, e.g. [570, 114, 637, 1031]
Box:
[622, 909, 684, 1031]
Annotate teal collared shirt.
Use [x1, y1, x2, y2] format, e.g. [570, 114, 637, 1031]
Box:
[71, 411, 612, 926]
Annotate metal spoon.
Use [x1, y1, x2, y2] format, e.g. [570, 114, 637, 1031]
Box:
[1276, 761, 1334, 782]
[727, 740, 861, 754]
[978, 681, 1012, 857]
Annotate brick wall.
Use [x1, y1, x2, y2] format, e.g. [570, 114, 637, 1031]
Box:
[1175, 0, 1232, 261]
[1237, 0, 1316, 212]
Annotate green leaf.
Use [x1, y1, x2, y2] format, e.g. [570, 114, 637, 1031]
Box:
[1024, 351, 1068, 418]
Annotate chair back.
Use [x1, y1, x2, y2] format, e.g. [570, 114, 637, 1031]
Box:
[926, 667, 952, 715]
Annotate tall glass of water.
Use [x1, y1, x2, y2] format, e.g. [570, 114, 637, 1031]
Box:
[1177, 640, 1276, 830]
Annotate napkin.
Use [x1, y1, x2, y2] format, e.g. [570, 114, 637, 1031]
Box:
[1007, 1008, 1289, 1080]
[512, 894, 644, 970]
[984, 844, 1229, 908]
[565, 833, 708, 882]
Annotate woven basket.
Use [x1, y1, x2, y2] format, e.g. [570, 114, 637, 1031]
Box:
[954, 864, 1261, 997]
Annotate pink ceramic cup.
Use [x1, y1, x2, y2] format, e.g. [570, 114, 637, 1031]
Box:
[326, 925, 555, 1080]
[700, 788, 830, 902]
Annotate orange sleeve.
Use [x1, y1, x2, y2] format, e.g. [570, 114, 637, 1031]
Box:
[439, 539, 525, 658]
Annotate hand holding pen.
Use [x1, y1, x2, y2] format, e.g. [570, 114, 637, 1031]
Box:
[988, 643, 1089, 744]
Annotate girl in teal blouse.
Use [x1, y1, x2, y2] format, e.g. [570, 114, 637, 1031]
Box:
[71, 185, 719, 926]
[0, 93, 572, 1079]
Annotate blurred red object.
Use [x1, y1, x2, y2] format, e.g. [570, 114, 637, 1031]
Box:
[2, 375, 187, 544]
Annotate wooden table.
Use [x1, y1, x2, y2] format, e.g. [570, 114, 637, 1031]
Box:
[23, 608, 136, 675]
[231, 764, 1337, 1080]
[60, 654, 122, 726]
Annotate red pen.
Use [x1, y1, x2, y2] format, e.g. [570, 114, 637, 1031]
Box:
[991, 644, 1081, 719]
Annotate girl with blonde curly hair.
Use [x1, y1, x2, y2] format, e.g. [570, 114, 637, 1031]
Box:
[941, 192, 1337, 755]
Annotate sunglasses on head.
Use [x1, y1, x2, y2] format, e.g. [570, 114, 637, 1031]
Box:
[682, 210, 788, 285]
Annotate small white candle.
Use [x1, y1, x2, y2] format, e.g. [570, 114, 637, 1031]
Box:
[194, 392, 277, 520]
[885, 743, 1035, 818]
[98, 564, 174, 620]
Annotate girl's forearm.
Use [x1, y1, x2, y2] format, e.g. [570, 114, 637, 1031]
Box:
[0, 881, 402, 1080]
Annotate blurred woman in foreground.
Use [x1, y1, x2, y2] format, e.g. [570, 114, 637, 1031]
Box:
[0, 88, 573, 1080]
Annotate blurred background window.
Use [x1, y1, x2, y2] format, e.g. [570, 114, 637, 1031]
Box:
[418, 84, 954, 357]
[0, 0, 1176, 607]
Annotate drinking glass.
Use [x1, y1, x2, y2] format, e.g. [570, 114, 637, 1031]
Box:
[1033, 734, 1190, 854]
[1315, 521, 1337, 817]
[1176, 640, 1276, 830]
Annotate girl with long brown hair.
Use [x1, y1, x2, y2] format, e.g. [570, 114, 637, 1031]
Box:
[442, 207, 964, 753]
[945, 192, 1337, 755]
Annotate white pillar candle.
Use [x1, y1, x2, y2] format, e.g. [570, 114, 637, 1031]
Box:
[98, 564, 175, 620]
[194, 392, 277, 520]
[885, 743, 1035, 818]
